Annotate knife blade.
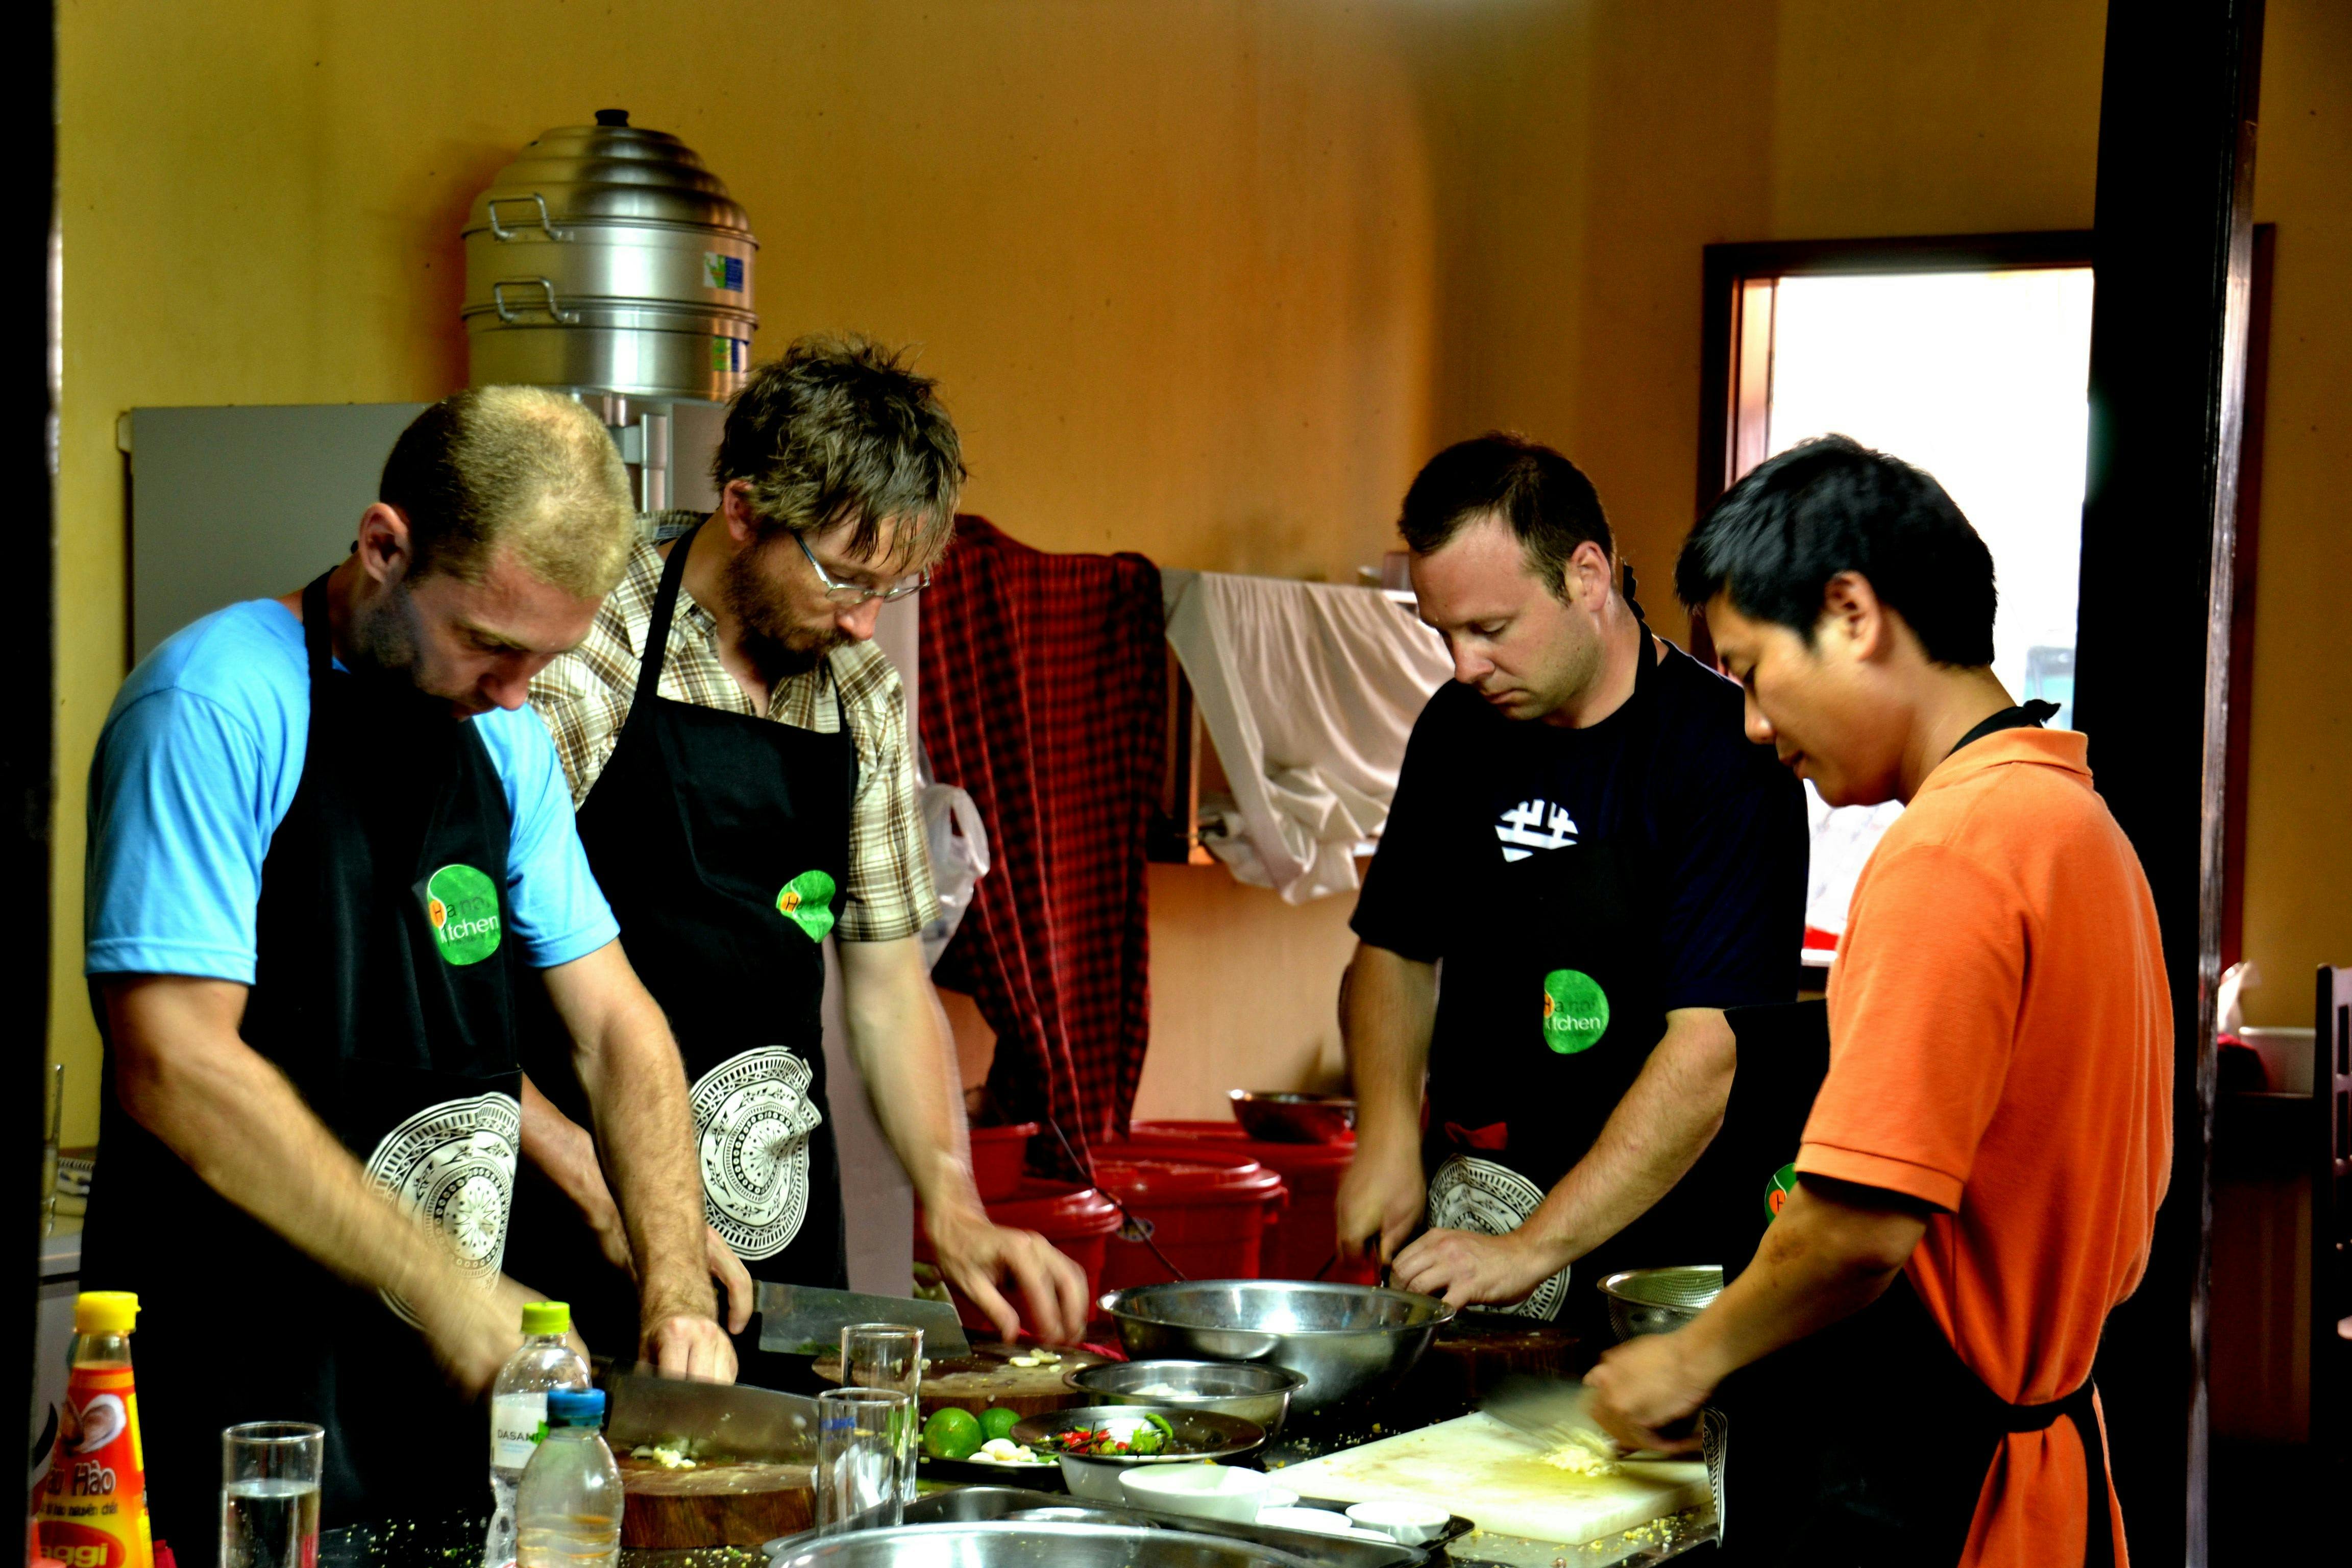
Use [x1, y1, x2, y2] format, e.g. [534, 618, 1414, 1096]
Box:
[753, 1281, 972, 1358]
[1482, 1374, 1622, 1458]
[598, 1361, 821, 1463]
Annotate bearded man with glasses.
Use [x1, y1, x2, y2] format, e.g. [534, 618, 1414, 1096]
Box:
[523, 337, 1088, 1377]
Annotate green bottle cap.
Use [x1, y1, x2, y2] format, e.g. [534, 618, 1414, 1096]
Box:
[520, 1301, 572, 1337]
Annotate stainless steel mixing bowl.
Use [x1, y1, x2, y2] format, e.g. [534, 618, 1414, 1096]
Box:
[768, 1522, 1315, 1568]
[1062, 1359, 1306, 1436]
[1100, 1281, 1455, 1415]
[1598, 1265, 1724, 1340]
[1227, 1090, 1356, 1143]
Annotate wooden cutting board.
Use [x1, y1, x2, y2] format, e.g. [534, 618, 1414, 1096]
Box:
[1270, 1412, 1708, 1546]
[812, 1342, 1110, 1418]
[618, 1456, 815, 1549]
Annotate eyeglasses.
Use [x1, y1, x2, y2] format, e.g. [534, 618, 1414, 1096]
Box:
[798, 532, 930, 606]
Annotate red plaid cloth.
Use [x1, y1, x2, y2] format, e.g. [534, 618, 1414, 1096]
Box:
[920, 517, 1165, 1168]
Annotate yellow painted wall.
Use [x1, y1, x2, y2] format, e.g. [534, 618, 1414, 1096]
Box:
[2237, 0, 2352, 1027]
[51, 0, 2352, 1145]
[50, 0, 1439, 1142]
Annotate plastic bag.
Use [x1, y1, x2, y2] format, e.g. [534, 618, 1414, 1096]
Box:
[917, 739, 992, 971]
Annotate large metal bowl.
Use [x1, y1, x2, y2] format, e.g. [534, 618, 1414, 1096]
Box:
[1062, 1359, 1306, 1436]
[1598, 1265, 1723, 1340]
[1101, 1281, 1455, 1416]
[1228, 1091, 1356, 1144]
[768, 1522, 1315, 1568]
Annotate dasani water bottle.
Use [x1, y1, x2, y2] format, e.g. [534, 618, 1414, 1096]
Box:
[483, 1302, 590, 1568]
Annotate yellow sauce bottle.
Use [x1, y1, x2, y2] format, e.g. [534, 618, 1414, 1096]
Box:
[37, 1292, 155, 1568]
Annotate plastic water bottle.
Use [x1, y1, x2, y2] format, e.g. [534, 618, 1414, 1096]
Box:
[483, 1302, 590, 1568]
[516, 1388, 621, 1568]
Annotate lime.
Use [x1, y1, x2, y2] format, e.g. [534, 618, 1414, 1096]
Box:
[979, 1407, 1021, 1442]
[923, 1406, 985, 1461]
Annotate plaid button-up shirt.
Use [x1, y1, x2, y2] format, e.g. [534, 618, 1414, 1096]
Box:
[529, 521, 936, 943]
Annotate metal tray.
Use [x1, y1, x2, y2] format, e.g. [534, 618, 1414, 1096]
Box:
[900, 1485, 1469, 1567]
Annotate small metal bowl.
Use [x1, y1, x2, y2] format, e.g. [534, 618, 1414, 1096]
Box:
[1229, 1090, 1356, 1144]
[1598, 1265, 1724, 1341]
[1064, 1359, 1306, 1436]
[1010, 1404, 1266, 1503]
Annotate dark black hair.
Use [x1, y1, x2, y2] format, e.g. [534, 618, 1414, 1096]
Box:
[1399, 433, 1613, 600]
[1674, 435, 1996, 666]
[715, 334, 966, 570]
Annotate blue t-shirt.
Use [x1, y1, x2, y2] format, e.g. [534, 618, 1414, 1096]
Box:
[1352, 642, 1808, 1013]
[86, 599, 619, 983]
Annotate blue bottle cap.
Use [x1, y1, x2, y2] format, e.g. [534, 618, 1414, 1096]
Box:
[546, 1387, 606, 1427]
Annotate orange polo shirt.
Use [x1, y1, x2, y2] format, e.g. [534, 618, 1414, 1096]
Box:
[1799, 728, 2171, 1567]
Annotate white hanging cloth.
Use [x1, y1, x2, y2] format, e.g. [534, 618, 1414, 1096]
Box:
[1162, 569, 1452, 903]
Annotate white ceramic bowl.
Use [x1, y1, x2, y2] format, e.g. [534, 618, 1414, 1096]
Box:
[1344, 1501, 1452, 1545]
[1118, 1464, 1269, 1523]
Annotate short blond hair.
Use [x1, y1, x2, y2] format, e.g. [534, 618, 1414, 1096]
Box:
[379, 385, 636, 599]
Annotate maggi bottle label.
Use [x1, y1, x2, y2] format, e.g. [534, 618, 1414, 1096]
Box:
[39, 1364, 154, 1568]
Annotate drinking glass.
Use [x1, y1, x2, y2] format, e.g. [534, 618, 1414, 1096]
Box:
[816, 1388, 911, 1533]
[840, 1324, 922, 1501]
[220, 1423, 323, 1568]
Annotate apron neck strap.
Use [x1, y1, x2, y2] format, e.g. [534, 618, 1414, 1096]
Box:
[1947, 698, 2060, 760]
[635, 519, 700, 709]
[299, 571, 335, 680]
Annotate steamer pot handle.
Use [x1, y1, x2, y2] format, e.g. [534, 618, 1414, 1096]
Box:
[486, 193, 559, 241]
[491, 278, 580, 325]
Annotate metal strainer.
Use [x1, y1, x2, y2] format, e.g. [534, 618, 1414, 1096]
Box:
[1598, 1265, 1724, 1341]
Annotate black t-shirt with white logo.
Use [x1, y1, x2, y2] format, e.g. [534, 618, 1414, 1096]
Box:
[1353, 641, 1807, 1015]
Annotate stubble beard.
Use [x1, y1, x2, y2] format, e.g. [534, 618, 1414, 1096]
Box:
[723, 536, 847, 680]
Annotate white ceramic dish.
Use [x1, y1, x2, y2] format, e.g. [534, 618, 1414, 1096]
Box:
[1257, 1507, 1395, 1544]
[1118, 1464, 1269, 1523]
[1344, 1501, 1452, 1545]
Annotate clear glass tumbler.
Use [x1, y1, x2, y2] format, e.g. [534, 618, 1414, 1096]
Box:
[220, 1423, 324, 1568]
[840, 1324, 923, 1502]
[816, 1388, 912, 1533]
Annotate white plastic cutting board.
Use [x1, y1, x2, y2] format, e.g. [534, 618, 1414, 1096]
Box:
[1272, 1412, 1709, 1546]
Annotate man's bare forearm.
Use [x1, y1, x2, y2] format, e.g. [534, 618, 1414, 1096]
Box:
[543, 943, 714, 1324]
[1679, 1178, 1928, 1384]
[838, 937, 976, 1215]
[100, 976, 491, 1336]
[1340, 944, 1436, 1152]
[1521, 1007, 1734, 1264]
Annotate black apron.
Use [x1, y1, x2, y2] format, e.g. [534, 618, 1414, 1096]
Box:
[518, 522, 856, 1385]
[82, 574, 527, 1566]
[1420, 614, 1703, 1333]
[1706, 700, 2115, 1568]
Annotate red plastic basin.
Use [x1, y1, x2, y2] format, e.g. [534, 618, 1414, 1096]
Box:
[1091, 1154, 1287, 1293]
[969, 1122, 1040, 1203]
[1122, 1120, 1377, 1285]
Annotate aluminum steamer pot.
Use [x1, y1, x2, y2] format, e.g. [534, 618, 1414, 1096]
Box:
[767, 1522, 1316, 1568]
[462, 109, 758, 402]
[1101, 1281, 1454, 1416]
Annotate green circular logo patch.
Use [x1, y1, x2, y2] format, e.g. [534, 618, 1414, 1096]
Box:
[776, 869, 838, 943]
[1539, 969, 1610, 1054]
[1764, 1162, 1799, 1222]
[424, 863, 502, 966]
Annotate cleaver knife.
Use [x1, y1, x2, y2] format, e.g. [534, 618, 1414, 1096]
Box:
[1482, 1374, 1621, 1456]
[599, 1361, 820, 1463]
[1483, 1373, 1683, 1462]
[753, 1281, 972, 1358]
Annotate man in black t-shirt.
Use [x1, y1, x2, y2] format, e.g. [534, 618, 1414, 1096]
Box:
[1336, 434, 1806, 1328]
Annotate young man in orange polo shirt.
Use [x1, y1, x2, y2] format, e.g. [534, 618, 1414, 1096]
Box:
[1585, 435, 2171, 1567]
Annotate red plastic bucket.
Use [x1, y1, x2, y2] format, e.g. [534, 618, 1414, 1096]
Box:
[1092, 1154, 1287, 1291]
[914, 1178, 1121, 1333]
[1124, 1121, 1378, 1285]
[968, 1122, 1040, 1203]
